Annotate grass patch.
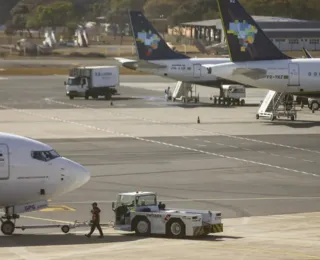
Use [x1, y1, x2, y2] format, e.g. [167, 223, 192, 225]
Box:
[0, 66, 149, 76]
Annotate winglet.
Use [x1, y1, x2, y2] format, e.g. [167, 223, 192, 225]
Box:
[217, 0, 291, 62]
[302, 47, 312, 58]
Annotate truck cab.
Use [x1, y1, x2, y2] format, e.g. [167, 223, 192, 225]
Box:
[65, 76, 89, 99]
[112, 191, 160, 226]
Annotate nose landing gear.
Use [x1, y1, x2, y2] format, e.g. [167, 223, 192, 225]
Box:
[1, 211, 20, 235]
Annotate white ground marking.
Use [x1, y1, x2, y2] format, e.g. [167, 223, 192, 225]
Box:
[45, 98, 320, 155]
[1, 103, 318, 178]
[184, 137, 314, 163]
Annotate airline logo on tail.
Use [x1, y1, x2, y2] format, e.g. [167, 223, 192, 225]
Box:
[136, 30, 161, 56]
[227, 20, 258, 52]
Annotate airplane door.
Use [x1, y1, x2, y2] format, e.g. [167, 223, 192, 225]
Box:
[288, 63, 300, 87]
[0, 144, 10, 180]
[193, 64, 201, 78]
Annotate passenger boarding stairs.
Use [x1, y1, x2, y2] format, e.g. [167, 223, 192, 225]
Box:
[172, 81, 199, 103]
[256, 90, 297, 121]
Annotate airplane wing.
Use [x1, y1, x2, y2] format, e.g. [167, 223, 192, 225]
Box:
[114, 57, 167, 70]
[232, 68, 267, 80]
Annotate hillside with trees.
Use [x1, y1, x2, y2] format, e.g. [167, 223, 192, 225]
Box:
[1, 0, 320, 37]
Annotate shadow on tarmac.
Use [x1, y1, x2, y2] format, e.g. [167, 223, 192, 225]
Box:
[0, 233, 146, 247]
[0, 233, 243, 247]
[167, 103, 260, 109]
[264, 120, 320, 128]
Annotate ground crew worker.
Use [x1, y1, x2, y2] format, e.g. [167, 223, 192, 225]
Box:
[85, 202, 104, 238]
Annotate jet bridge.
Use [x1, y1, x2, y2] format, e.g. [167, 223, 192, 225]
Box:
[256, 90, 298, 121]
[172, 81, 199, 103]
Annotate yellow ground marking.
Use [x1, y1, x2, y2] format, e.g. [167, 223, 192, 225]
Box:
[21, 215, 74, 224]
[39, 205, 75, 212]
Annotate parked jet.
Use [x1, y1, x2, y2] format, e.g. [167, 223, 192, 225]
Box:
[115, 11, 247, 89]
[0, 132, 90, 235]
[202, 0, 320, 98]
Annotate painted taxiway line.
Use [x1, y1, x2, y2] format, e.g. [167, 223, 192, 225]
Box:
[1, 103, 319, 178]
[44, 98, 320, 155]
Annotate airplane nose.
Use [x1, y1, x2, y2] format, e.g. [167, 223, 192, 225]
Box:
[60, 158, 91, 193]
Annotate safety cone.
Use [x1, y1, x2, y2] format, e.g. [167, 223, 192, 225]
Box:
[197, 116, 200, 124]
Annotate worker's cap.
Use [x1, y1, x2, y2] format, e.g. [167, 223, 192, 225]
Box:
[92, 202, 97, 206]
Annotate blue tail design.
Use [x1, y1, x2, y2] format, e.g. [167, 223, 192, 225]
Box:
[217, 0, 291, 62]
[128, 11, 188, 61]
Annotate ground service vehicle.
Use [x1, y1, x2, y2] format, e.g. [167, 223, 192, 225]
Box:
[210, 85, 246, 106]
[65, 66, 119, 100]
[111, 191, 223, 238]
[14, 191, 223, 237]
[308, 98, 320, 113]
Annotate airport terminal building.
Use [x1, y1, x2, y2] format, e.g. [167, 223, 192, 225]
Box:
[172, 16, 320, 51]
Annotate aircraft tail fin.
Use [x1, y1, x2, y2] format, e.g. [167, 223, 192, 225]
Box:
[217, 0, 291, 62]
[128, 11, 188, 60]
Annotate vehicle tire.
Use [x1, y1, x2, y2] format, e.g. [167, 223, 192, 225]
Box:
[166, 218, 185, 238]
[1, 221, 15, 235]
[291, 115, 295, 121]
[85, 92, 89, 100]
[61, 225, 70, 234]
[311, 102, 319, 112]
[133, 217, 151, 236]
[240, 99, 245, 106]
[256, 114, 259, 120]
[69, 96, 74, 100]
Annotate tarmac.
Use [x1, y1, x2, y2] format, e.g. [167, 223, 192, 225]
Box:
[0, 74, 320, 259]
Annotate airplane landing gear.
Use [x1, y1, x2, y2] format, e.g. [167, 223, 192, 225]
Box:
[1, 220, 15, 235]
[1, 207, 20, 235]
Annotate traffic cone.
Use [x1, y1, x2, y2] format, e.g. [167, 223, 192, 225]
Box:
[197, 116, 200, 124]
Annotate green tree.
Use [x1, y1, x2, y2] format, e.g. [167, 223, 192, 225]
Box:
[26, 1, 78, 29]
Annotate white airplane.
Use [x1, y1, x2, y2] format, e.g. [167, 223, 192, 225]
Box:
[201, 0, 320, 99]
[114, 11, 250, 89]
[0, 132, 90, 235]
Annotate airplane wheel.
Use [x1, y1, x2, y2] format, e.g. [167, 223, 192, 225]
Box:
[256, 114, 259, 120]
[61, 225, 70, 234]
[291, 115, 295, 121]
[1, 221, 15, 235]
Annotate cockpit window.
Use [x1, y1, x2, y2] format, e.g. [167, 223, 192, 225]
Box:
[31, 150, 60, 162]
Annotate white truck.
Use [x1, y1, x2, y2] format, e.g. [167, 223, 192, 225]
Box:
[210, 85, 246, 106]
[111, 191, 223, 238]
[307, 98, 320, 113]
[64, 66, 119, 100]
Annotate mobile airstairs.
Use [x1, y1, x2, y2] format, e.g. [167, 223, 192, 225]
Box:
[256, 90, 298, 121]
[172, 81, 199, 103]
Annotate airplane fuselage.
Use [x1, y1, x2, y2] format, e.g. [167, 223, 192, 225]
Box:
[134, 57, 240, 87]
[207, 58, 320, 97]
